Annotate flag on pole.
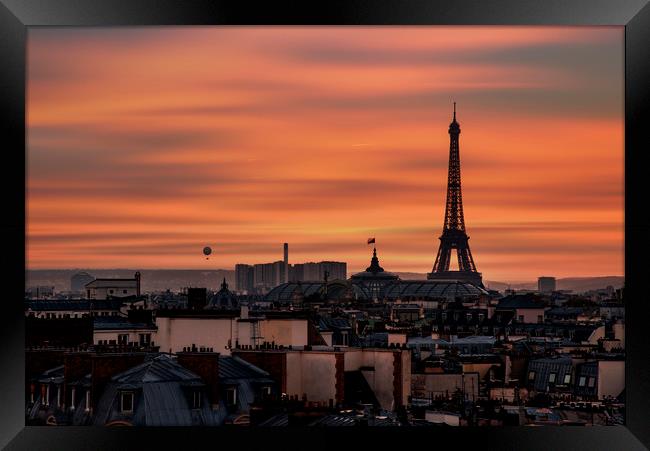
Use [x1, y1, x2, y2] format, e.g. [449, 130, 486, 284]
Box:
[367, 237, 375, 244]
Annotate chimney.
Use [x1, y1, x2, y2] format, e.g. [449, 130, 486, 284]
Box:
[177, 351, 220, 408]
[283, 243, 289, 283]
[134, 272, 141, 297]
[90, 353, 147, 410]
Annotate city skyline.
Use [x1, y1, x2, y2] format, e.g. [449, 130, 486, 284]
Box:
[27, 27, 624, 281]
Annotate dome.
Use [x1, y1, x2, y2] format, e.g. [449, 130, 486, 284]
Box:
[350, 247, 399, 281]
[205, 278, 238, 309]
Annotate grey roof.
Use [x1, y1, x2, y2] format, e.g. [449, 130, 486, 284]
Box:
[383, 280, 488, 300]
[37, 365, 65, 384]
[265, 279, 487, 302]
[527, 356, 574, 392]
[85, 279, 137, 288]
[112, 355, 202, 384]
[93, 316, 156, 331]
[318, 317, 352, 331]
[219, 356, 272, 381]
[26, 299, 125, 311]
[95, 355, 227, 426]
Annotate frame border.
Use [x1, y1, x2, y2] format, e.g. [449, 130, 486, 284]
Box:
[1, 1, 648, 449]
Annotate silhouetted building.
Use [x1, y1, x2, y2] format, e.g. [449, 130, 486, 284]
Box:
[235, 264, 254, 293]
[85, 272, 141, 300]
[187, 287, 208, 310]
[71, 272, 95, 293]
[538, 277, 557, 293]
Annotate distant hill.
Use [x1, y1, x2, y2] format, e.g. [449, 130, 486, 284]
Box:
[26, 269, 236, 293]
[26, 269, 624, 295]
[485, 276, 624, 293]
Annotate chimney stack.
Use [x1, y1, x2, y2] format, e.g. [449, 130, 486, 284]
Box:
[134, 271, 141, 297]
[283, 243, 289, 283]
[177, 351, 220, 408]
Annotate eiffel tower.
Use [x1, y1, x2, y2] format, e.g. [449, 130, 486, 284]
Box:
[428, 103, 483, 287]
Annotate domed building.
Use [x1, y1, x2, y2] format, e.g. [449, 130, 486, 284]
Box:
[263, 245, 488, 305]
[350, 247, 399, 301]
[205, 278, 239, 309]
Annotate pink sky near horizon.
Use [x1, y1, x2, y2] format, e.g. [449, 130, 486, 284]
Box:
[26, 27, 624, 281]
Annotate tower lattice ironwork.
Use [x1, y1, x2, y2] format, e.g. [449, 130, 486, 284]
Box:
[428, 103, 482, 285]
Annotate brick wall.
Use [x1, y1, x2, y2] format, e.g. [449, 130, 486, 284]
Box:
[176, 352, 220, 406]
[233, 351, 287, 393]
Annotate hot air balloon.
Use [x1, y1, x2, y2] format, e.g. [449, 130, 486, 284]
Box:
[203, 246, 212, 260]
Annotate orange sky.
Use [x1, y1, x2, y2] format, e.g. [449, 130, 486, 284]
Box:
[26, 27, 624, 281]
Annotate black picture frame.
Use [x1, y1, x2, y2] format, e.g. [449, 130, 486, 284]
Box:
[1, 1, 649, 449]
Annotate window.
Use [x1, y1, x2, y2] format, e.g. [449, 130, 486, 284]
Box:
[528, 371, 536, 381]
[563, 373, 571, 384]
[192, 390, 202, 409]
[85, 389, 91, 412]
[109, 289, 114, 294]
[578, 376, 587, 387]
[548, 373, 556, 384]
[118, 334, 128, 345]
[441, 312, 447, 321]
[466, 313, 472, 322]
[123, 289, 128, 294]
[120, 392, 134, 413]
[518, 315, 525, 323]
[262, 386, 272, 398]
[139, 333, 151, 346]
[226, 387, 237, 406]
[478, 313, 485, 322]
[431, 313, 437, 320]
[537, 315, 543, 324]
[587, 377, 596, 388]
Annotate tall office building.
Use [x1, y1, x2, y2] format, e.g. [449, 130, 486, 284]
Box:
[287, 261, 347, 282]
[289, 263, 304, 282]
[319, 261, 347, 281]
[538, 276, 557, 293]
[303, 262, 321, 281]
[235, 264, 254, 293]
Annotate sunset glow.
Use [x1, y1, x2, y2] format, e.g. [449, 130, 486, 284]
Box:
[27, 27, 624, 281]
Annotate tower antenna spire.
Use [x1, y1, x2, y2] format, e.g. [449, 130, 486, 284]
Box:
[429, 102, 482, 287]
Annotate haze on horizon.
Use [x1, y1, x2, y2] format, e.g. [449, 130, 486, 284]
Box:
[26, 27, 624, 281]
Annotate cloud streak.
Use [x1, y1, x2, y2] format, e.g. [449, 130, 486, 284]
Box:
[26, 27, 624, 280]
